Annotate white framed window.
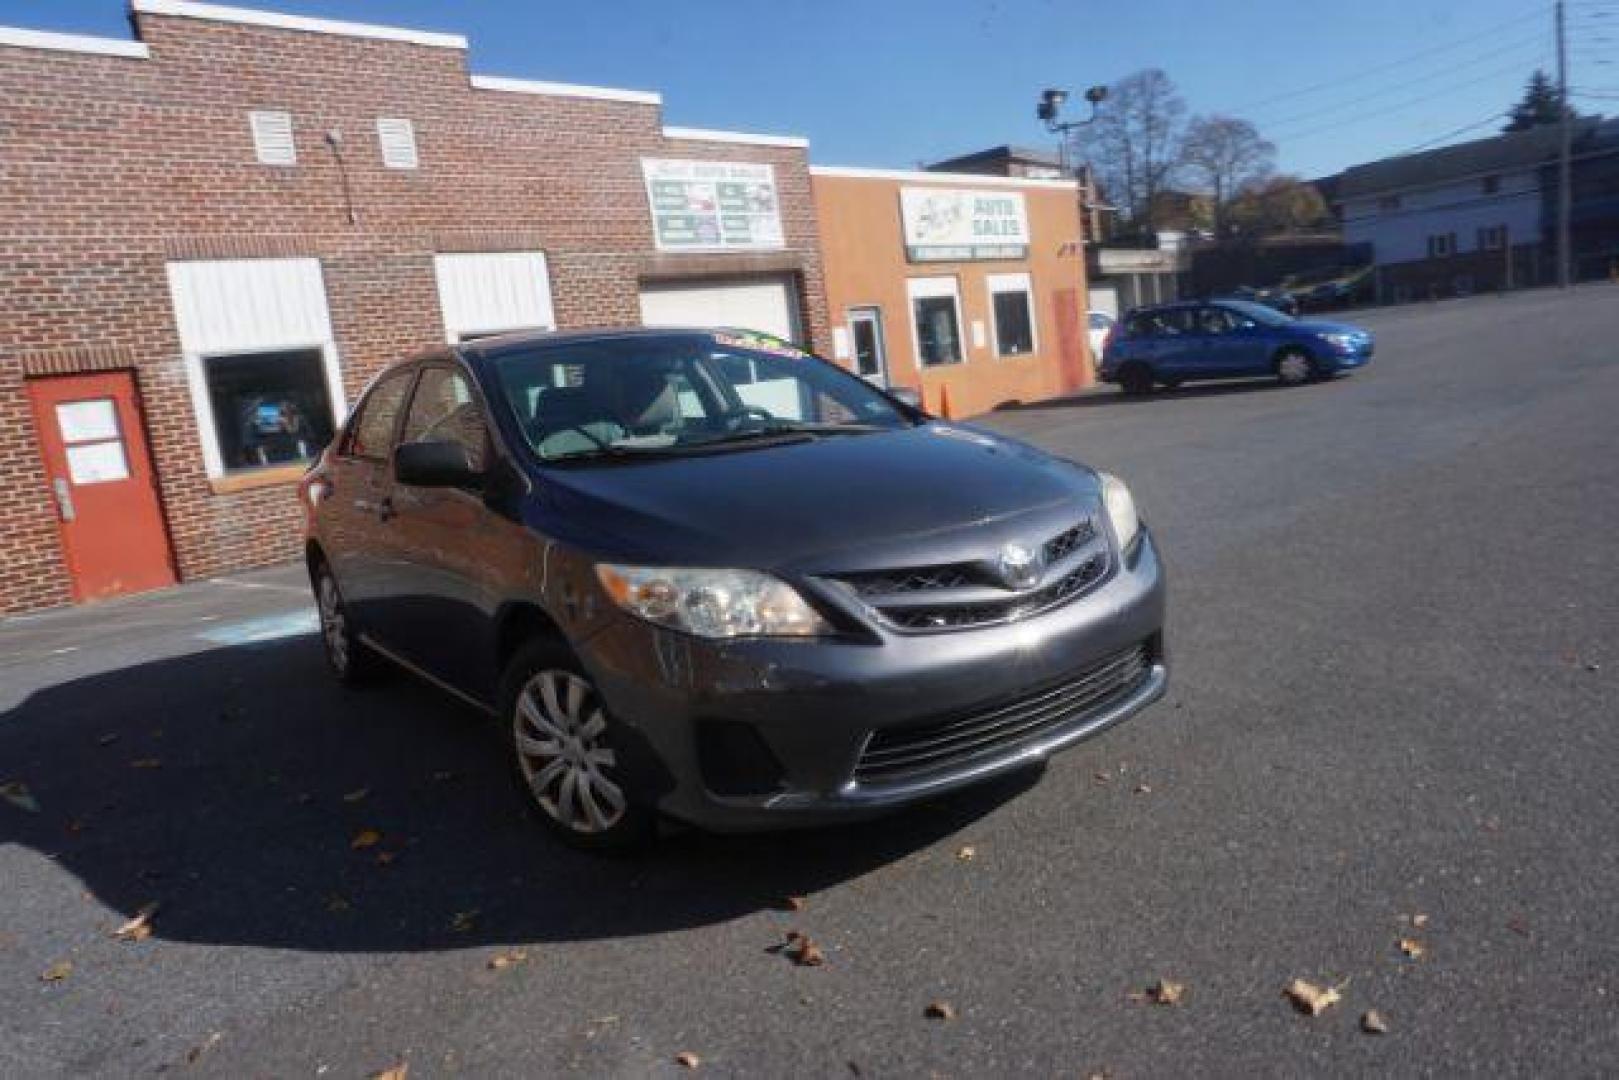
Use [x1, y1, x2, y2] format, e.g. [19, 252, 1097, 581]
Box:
[376, 118, 419, 170]
[906, 276, 965, 368]
[165, 258, 346, 478]
[248, 110, 296, 166]
[986, 272, 1037, 357]
[1478, 224, 1507, 251]
[433, 252, 556, 343]
[1427, 233, 1456, 259]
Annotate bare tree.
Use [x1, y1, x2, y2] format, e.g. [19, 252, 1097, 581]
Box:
[1072, 69, 1188, 235]
[1224, 175, 1330, 239]
[1181, 115, 1275, 239]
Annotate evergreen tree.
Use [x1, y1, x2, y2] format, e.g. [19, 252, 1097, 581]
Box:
[1503, 70, 1576, 133]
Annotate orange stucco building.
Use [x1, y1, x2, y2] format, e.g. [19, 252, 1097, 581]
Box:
[811, 166, 1092, 418]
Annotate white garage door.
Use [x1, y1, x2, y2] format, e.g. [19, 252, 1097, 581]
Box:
[637, 276, 800, 341]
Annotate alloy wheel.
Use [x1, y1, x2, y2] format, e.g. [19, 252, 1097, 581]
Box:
[317, 572, 349, 675]
[513, 670, 627, 835]
[1277, 352, 1313, 385]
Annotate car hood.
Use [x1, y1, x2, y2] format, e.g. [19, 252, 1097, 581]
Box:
[532, 423, 1100, 571]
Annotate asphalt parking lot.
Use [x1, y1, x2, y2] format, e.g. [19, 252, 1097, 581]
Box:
[3, 285, 1617, 1076]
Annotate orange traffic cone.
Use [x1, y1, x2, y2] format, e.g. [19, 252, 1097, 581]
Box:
[938, 383, 954, 420]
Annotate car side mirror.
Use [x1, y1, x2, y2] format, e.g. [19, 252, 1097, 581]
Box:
[394, 440, 482, 488]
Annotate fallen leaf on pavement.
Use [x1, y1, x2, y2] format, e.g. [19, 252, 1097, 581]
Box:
[778, 895, 806, 912]
[675, 1051, 700, 1070]
[1411, 913, 1430, 929]
[113, 902, 159, 942]
[351, 828, 382, 850]
[40, 961, 73, 982]
[0, 781, 40, 813]
[130, 758, 162, 770]
[186, 1032, 223, 1064]
[1142, 979, 1185, 1005]
[1507, 914, 1530, 937]
[1284, 979, 1342, 1016]
[1361, 1010, 1388, 1034]
[343, 787, 371, 803]
[488, 949, 528, 971]
[786, 934, 825, 967]
[1398, 938, 1426, 960]
[924, 1000, 956, 1020]
[369, 1064, 408, 1080]
[1092, 771, 1112, 784]
[1134, 783, 1153, 795]
[451, 909, 480, 933]
[955, 845, 976, 862]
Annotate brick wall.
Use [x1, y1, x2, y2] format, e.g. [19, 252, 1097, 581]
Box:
[0, 8, 828, 613]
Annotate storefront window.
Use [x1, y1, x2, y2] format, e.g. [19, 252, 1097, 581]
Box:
[203, 349, 335, 471]
[912, 297, 963, 366]
[988, 273, 1036, 357]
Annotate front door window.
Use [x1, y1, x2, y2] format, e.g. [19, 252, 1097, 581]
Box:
[848, 308, 887, 385]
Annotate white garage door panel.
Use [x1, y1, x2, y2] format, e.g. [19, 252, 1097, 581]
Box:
[637, 277, 798, 341]
[166, 258, 334, 354]
[434, 252, 556, 339]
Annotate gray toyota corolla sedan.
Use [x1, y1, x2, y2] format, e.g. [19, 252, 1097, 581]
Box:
[301, 328, 1167, 848]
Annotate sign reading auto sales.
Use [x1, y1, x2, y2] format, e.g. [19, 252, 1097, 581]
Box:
[900, 187, 1030, 262]
[642, 159, 785, 252]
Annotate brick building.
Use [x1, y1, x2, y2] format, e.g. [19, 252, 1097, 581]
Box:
[0, 0, 827, 613]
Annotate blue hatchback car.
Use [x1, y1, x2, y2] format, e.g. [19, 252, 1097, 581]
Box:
[1099, 299, 1373, 394]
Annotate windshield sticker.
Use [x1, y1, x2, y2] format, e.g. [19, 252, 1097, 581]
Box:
[712, 331, 810, 360]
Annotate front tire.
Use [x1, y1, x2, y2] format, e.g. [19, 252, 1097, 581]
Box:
[500, 639, 655, 851]
[1275, 348, 1315, 386]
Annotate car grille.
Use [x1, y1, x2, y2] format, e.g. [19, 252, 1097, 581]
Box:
[853, 642, 1153, 786]
[826, 518, 1109, 632]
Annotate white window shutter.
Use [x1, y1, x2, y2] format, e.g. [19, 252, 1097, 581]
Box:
[376, 118, 418, 169]
[249, 110, 296, 166]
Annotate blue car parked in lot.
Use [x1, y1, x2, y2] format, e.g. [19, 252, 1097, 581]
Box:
[1099, 299, 1373, 395]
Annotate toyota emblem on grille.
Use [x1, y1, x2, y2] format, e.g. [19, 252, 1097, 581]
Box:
[994, 541, 1044, 591]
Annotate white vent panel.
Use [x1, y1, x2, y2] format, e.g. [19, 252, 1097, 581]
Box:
[249, 110, 296, 166]
[376, 118, 419, 170]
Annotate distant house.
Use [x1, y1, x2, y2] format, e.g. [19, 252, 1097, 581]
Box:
[1332, 118, 1615, 299]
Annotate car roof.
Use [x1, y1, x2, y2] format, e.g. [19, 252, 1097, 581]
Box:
[456, 325, 806, 362]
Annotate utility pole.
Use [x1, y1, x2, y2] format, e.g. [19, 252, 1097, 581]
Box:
[1557, 0, 1572, 288]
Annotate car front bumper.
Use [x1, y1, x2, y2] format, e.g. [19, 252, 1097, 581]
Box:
[573, 530, 1168, 831]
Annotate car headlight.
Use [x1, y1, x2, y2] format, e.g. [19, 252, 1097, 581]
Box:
[1098, 472, 1141, 551]
[1322, 332, 1357, 350]
[595, 564, 832, 639]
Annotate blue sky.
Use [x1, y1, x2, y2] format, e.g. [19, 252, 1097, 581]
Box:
[4, 0, 1613, 178]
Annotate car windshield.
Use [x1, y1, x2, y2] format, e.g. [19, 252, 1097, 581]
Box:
[1219, 300, 1294, 327]
[488, 331, 914, 462]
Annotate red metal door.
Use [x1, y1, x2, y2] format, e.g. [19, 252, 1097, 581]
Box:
[27, 372, 176, 601]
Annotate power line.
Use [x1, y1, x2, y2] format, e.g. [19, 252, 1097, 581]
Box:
[1254, 41, 1546, 131]
[1272, 55, 1553, 143]
[1396, 112, 1513, 155]
[1220, 7, 1548, 114]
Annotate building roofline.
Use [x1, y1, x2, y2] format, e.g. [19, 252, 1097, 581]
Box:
[662, 126, 808, 149]
[469, 74, 661, 106]
[0, 25, 150, 58]
[809, 164, 1078, 191]
[130, 0, 467, 50]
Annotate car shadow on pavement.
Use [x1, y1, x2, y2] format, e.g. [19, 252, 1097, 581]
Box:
[997, 378, 1315, 412]
[0, 634, 1035, 952]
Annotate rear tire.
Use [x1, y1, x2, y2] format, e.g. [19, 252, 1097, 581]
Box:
[1275, 348, 1315, 386]
[500, 638, 656, 851]
[314, 563, 381, 686]
[1119, 364, 1155, 396]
